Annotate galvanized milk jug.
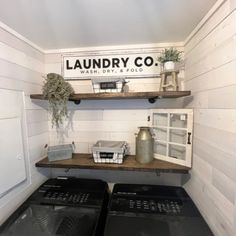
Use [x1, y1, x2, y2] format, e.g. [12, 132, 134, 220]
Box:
[135, 127, 154, 164]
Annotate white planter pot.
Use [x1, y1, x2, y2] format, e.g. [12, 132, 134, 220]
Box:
[164, 61, 175, 71]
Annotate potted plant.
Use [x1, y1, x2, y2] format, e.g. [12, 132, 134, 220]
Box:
[158, 48, 182, 71]
[42, 73, 74, 128]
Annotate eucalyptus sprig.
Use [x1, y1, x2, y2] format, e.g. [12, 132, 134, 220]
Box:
[42, 73, 74, 128]
[158, 48, 182, 64]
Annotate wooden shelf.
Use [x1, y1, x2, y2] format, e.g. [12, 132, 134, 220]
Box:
[35, 153, 190, 173]
[30, 91, 191, 104]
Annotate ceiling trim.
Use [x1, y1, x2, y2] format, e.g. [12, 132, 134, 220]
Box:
[184, 0, 227, 45]
[0, 21, 44, 53]
[44, 42, 185, 54]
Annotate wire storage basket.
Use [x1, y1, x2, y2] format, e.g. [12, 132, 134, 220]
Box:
[47, 143, 74, 162]
[92, 140, 128, 164]
[91, 78, 127, 93]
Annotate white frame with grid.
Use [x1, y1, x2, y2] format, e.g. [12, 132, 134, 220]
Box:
[149, 109, 193, 167]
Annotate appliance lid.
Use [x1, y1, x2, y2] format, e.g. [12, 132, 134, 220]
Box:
[28, 177, 108, 208]
[0, 204, 98, 236]
[104, 214, 214, 236]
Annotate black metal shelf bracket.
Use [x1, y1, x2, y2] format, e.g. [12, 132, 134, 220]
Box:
[69, 99, 81, 105]
[148, 96, 159, 103]
[74, 100, 81, 105]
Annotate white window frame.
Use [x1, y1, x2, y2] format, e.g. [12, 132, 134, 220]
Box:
[149, 109, 193, 168]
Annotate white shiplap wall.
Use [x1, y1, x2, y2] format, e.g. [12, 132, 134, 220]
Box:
[183, 0, 236, 235]
[0, 27, 49, 224]
[45, 46, 185, 185]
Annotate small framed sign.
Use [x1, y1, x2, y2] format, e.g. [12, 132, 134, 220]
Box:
[62, 50, 161, 80]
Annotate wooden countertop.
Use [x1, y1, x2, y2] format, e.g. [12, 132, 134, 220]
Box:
[36, 153, 190, 173]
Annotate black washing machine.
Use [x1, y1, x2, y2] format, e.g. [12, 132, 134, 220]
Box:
[0, 177, 109, 236]
[104, 184, 213, 236]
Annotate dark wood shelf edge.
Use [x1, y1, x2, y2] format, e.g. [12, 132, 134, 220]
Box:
[30, 91, 191, 102]
[35, 153, 190, 174]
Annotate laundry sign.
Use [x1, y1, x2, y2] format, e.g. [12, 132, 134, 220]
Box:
[62, 50, 161, 80]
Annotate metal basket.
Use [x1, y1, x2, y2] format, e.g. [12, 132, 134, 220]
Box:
[46, 143, 74, 162]
[91, 78, 127, 93]
[92, 140, 128, 164]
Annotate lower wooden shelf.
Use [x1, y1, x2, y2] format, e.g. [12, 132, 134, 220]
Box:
[35, 153, 190, 173]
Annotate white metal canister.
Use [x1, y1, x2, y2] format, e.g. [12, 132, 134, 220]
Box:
[135, 127, 154, 164]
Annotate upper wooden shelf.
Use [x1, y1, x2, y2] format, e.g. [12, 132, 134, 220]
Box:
[35, 153, 190, 174]
[30, 91, 191, 104]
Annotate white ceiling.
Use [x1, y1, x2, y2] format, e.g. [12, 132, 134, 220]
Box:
[0, 0, 217, 50]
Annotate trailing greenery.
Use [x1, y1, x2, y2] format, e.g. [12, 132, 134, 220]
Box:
[158, 48, 182, 64]
[42, 73, 74, 128]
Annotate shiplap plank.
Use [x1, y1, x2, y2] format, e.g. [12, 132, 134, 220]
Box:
[28, 133, 48, 154]
[49, 120, 146, 132]
[26, 110, 48, 124]
[45, 53, 62, 63]
[0, 42, 44, 73]
[183, 91, 208, 109]
[0, 76, 42, 95]
[27, 121, 48, 137]
[213, 208, 235, 236]
[185, 0, 231, 53]
[104, 131, 135, 143]
[49, 130, 110, 143]
[205, 182, 234, 224]
[185, 10, 236, 66]
[185, 37, 236, 80]
[192, 154, 212, 183]
[28, 142, 47, 165]
[194, 123, 236, 156]
[67, 110, 103, 121]
[185, 60, 236, 93]
[45, 62, 61, 74]
[28, 132, 49, 165]
[193, 137, 236, 183]
[0, 58, 43, 85]
[208, 85, 236, 109]
[0, 27, 44, 62]
[212, 168, 236, 204]
[186, 169, 234, 227]
[194, 109, 236, 133]
[103, 109, 148, 121]
[24, 95, 48, 110]
[185, 85, 236, 109]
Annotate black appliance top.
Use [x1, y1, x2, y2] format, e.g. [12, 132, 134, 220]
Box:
[0, 177, 109, 236]
[104, 183, 213, 236]
[28, 177, 108, 208]
[110, 184, 199, 216]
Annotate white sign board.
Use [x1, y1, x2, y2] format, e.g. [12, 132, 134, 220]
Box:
[62, 51, 161, 80]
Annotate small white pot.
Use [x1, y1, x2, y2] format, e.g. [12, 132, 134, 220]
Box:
[164, 61, 175, 71]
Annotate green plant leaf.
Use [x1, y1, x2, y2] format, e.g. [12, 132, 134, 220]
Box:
[42, 73, 74, 128]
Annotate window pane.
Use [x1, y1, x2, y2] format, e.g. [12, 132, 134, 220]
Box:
[170, 113, 187, 128]
[168, 144, 186, 160]
[154, 141, 167, 156]
[169, 129, 187, 144]
[152, 127, 167, 141]
[153, 113, 168, 126]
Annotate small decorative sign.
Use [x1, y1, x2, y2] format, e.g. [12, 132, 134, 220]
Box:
[62, 50, 161, 80]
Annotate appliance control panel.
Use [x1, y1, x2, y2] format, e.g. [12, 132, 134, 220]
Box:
[110, 184, 201, 217]
[28, 177, 108, 207]
[111, 197, 182, 215]
[43, 190, 91, 204]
